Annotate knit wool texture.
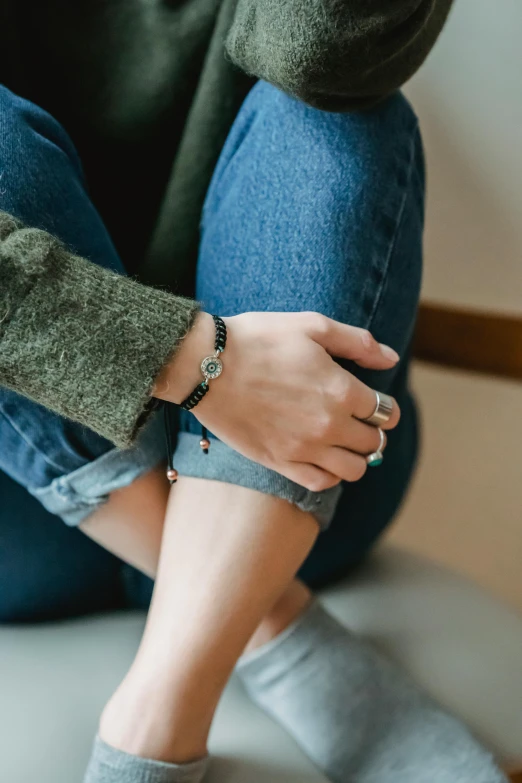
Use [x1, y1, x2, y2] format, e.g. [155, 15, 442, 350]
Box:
[226, 0, 454, 111]
[0, 0, 452, 445]
[0, 213, 199, 447]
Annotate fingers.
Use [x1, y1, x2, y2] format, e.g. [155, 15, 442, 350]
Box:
[308, 314, 399, 369]
[282, 462, 342, 494]
[285, 431, 385, 489]
[281, 428, 386, 491]
[346, 375, 401, 431]
[316, 446, 369, 483]
[333, 419, 387, 456]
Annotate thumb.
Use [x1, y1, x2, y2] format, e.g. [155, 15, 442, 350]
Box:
[310, 317, 399, 369]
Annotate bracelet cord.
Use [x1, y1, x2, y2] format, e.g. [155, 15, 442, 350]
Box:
[165, 315, 227, 483]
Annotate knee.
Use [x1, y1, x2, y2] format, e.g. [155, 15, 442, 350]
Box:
[201, 82, 425, 360]
[0, 85, 82, 221]
[218, 82, 422, 207]
[0, 85, 79, 175]
[0, 85, 67, 148]
[207, 81, 424, 260]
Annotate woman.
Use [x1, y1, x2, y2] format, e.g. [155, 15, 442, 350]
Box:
[0, 1, 506, 782]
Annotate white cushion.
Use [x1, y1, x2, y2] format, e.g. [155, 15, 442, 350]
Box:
[1, 547, 520, 782]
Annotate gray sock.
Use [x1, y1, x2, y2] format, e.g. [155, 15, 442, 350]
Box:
[237, 601, 507, 783]
[84, 736, 209, 783]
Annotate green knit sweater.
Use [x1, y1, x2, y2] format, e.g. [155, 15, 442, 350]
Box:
[0, 0, 452, 447]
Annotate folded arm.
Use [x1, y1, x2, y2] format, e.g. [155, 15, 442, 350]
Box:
[0, 212, 200, 448]
[227, 0, 453, 111]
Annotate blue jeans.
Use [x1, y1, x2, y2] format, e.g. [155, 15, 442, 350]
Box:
[0, 82, 424, 621]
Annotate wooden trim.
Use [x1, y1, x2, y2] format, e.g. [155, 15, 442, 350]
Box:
[413, 303, 522, 380]
[414, 303, 522, 783]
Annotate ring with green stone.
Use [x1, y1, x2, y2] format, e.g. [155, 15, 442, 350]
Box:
[366, 428, 385, 468]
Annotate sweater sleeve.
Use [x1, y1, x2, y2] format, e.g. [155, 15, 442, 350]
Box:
[226, 0, 453, 112]
[0, 212, 200, 448]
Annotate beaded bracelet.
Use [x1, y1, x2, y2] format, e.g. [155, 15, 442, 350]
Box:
[165, 315, 227, 484]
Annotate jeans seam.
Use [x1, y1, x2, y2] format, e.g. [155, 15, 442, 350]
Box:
[201, 99, 259, 229]
[0, 406, 73, 476]
[365, 122, 419, 332]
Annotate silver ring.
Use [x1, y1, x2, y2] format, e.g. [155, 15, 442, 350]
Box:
[363, 391, 394, 427]
[366, 428, 385, 468]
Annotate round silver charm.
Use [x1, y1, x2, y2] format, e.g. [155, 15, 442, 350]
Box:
[201, 355, 223, 380]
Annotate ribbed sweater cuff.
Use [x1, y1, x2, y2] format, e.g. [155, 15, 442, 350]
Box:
[0, 214, 200, 447]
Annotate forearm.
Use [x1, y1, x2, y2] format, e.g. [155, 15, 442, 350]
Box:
[0, 211, 200, 447]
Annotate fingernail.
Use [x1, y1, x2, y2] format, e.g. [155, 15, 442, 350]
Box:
[380, 344, 400, 362]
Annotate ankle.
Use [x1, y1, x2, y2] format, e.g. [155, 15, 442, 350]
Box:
[245, 580, 312, 655]
[99, 675, 209, 764]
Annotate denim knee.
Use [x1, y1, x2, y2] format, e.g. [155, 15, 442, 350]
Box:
[205, 81, 421, 226]
[0, 85, 81, 174]
[0, 85, 86, 235]
[200, 80, 424, 363]
[0, 84, 124, 269]
[176, 83, 424, 531]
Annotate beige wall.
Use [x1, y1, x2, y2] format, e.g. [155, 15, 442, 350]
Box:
[404, 0, 522, 314]
[389, 1, 522, 612]
[387, 363, 522, 614]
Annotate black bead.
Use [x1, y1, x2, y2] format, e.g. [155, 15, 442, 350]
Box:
[213, 315, 227, 352]
[179, 317, 225, 412]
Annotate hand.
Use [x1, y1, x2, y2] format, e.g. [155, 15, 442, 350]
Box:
[154, 311, 400, 491]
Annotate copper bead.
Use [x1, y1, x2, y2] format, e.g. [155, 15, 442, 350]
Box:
[166, 468, 178, 482]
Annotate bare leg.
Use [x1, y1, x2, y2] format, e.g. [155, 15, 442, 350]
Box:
[82, 469, 507, 783]
[83, 465, 311, 653]
[82, 471, 318, 763]
[82, 465, 169, 579]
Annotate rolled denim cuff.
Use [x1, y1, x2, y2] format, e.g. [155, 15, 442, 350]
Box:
[173, 432, 342, 530]
[30, 412, 165, 526]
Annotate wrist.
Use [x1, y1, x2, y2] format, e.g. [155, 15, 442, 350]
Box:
[152, 311, 217, 405]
